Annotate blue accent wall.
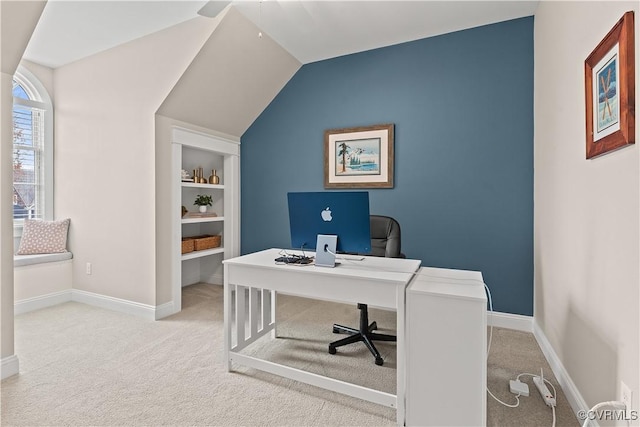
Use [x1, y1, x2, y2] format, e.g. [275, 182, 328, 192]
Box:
[241, 17, 534, 316]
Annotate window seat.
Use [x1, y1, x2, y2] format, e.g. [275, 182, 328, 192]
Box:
[14, 251, 73, 267]
[14, 252, 73, 314]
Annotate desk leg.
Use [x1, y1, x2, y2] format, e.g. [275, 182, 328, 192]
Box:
[224, 264, 232, 372]
[396, 284, 406, 426]
[271, 291, 277, 338]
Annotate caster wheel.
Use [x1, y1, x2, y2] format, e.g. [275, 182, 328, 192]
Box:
[371, 321, 378, 330]
[375, 357, 384, 366]
[332, 327, 340, 334]
[328, 346, 336, 355]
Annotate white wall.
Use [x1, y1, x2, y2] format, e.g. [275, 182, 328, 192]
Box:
[1, 0, 47, 378]
[534, 0, 639, 411]
[0, 1, 46, 378]
[1, 71, 15, 366]
[20, 60, 54, 100]
[14, 261, 72, 302]
[53, 17, 219, 305]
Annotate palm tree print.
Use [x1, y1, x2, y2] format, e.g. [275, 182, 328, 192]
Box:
[337, 141, 350, 173]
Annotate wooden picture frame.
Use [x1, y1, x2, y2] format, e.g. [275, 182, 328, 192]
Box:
[585, 11, 635, 159]
[324, 124, 394, 188]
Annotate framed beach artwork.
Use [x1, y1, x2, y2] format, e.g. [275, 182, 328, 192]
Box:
[584, 11, 635, 159]
[324, 124, 394, 188]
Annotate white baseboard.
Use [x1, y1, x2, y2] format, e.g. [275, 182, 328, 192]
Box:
[533, 321, 587, 416]
[488, 311, 534, 332]
[14, 290, 73, 315]
[1, 355, 19, 380]
[15, 289, 172, 321]
[71, 289, 156, 321]
[155, 301, 177, 320]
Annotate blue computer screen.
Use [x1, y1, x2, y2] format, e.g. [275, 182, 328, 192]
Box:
[287, 191, 371, 253]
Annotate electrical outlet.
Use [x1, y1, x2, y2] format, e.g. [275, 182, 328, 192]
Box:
[86, 262, 92, 275]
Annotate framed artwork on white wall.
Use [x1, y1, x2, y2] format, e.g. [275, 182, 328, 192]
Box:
[584, 11, 635, 159]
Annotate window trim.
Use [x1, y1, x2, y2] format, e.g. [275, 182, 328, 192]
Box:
[12, 65, 54, 233]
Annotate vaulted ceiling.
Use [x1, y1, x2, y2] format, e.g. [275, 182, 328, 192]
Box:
[19, 1, 539, 137]
[24, 1, 539, 68]
[156, 7, 301, 136]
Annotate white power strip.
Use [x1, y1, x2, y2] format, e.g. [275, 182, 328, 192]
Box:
[533, 375, 556, 407]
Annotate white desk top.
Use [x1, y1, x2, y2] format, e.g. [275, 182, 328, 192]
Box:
[224, 248, 421, 285]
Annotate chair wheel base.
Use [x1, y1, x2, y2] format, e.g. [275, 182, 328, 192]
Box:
[328, 304, 394, 366]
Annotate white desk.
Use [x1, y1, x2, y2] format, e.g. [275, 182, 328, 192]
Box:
[223, 248, 421, 426]
[406, 267, 487, 426]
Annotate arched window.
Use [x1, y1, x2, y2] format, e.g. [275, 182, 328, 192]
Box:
[12, 66, 53, 225]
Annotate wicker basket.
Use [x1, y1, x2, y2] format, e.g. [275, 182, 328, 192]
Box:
[193, 235, 221, 251]
[181, 238, 195, 254]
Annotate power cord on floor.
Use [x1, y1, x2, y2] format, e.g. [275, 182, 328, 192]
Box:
[484, 284, 557, 427]
[487, 387, 522, 408]
[484, 284, 524, 407]
[517, 372, 557, 427]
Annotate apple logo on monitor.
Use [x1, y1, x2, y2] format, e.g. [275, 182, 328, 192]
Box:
[321, 207, 332, 222]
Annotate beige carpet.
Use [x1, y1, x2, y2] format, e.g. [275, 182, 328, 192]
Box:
[2, 283, 578, 426]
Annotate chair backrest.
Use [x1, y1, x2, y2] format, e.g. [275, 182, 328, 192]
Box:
[368, 215, 404, 258]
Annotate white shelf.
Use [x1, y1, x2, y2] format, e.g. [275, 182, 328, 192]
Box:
[181, 182, 224, 190]
[181, 216, 224, 224]
[172, 127, 240, 317]
[181, 247, 224, 261]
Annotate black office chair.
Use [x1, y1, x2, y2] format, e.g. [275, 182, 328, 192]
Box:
[328, 215, 404, 366]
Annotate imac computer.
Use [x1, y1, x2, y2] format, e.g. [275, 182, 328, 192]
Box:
[287, 191, 371, 267]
